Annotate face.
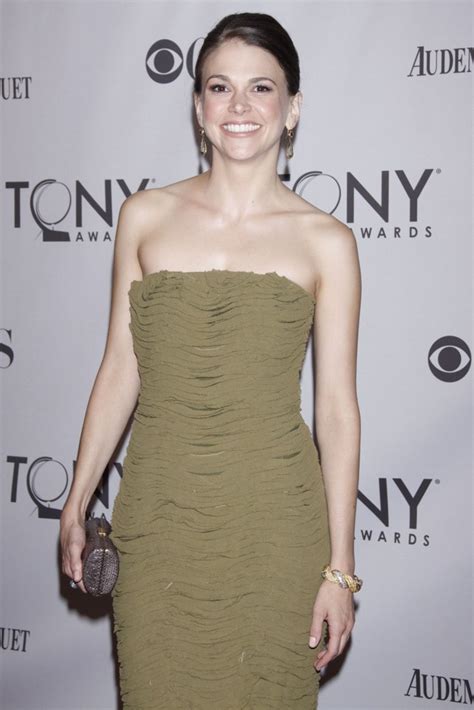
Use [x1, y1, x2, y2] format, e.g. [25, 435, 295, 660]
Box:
[194, 38, 301, 160]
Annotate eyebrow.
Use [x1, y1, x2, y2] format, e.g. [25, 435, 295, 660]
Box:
[205, 74, 277, 86]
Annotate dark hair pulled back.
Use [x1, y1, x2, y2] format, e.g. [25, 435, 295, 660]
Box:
[193, 12, 300, 97]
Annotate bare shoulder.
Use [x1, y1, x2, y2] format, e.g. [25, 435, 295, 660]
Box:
[297, 206, 360, 296]
[118, 185, 170, 225]
[300, 203, 357, 250]
[308, 211, 356, 252]
[283, 186, 355, 246]
[120, 176, 201, 228]
[115, 186, 175, 253]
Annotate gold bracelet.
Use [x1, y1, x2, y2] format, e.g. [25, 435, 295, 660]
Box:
[321, 563, 363, 593]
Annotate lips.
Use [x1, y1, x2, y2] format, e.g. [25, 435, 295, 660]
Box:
[221, 122, 261, 134]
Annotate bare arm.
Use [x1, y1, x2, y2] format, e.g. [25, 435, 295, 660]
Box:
[60, 191, 147, 588]
[312, 221, 362, 575]
[307, 219, 362, 669]
[64, 194, 148, 518]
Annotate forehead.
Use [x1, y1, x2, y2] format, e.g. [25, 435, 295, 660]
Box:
[201, 38, 284, 82]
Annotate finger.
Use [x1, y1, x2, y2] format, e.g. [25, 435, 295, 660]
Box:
[62, 543, 81, 575]
[62, 555, 75, 580]
[69, 539, 84, 565]
[336, 630, 350, 656]
[314, 627, 342, 670]
[61, 557, 70, 578]
[70, 555, 84, 590]
[76, 579, 87, 594]
[308, 613, 325, 648]
[315, 644, 328, 661]
[68, 576, 87, 594]
[70, 562, 83, 588]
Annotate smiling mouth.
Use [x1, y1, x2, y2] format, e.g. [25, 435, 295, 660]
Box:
[221, 123, 261, 134]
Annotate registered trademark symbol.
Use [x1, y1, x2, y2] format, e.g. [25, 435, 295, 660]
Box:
[435, 479, 440, 484]
[436, 168, 441, 174]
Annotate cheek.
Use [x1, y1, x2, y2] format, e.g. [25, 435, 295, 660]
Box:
[202, 98, 222, 122]
[266, 98, 285, 118]
[257, 98, 287, 129]
[257, 95, 288, 124]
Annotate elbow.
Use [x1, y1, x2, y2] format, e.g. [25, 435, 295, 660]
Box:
[315, 399, 361, 432]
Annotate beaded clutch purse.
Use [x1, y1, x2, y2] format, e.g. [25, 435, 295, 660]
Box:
[82, 512, 119, 596]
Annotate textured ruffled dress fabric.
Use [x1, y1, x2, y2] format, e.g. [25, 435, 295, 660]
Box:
[110, 270, 330, 710]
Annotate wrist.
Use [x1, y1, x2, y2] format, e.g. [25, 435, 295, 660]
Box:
[61, 500, 86, 524]
[322, 563, 363, 593]
[329, 560, 355, 575]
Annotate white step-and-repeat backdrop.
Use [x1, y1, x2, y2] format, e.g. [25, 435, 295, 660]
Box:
[1, 1, 472, 708]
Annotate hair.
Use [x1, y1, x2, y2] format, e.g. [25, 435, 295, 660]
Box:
[193, 12, 300, 97]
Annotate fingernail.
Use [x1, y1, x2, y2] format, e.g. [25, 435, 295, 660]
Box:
[309, 636, 317, 648]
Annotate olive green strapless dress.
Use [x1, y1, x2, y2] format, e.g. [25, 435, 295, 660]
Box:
[110, 269, 330, 709]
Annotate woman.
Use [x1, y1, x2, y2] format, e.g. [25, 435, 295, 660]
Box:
[60, 11, 362, 709]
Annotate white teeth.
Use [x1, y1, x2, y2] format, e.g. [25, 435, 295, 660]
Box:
[223, 123, 260, 133]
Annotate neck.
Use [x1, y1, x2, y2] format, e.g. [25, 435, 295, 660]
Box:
[200, 148, 285, 221]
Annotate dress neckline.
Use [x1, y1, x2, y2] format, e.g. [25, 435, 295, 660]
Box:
[130, 269, 316, 306]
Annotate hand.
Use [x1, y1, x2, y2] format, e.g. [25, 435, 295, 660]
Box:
[60, 509, 87, 593]
[308, 579, 355, 671]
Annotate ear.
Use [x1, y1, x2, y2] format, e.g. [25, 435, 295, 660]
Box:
[194, 91, 203, 127]
[286, 90, 303, 131]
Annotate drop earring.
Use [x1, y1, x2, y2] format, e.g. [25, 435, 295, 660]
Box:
[200, 127, 207, 156]
[285, 127, 294, 159]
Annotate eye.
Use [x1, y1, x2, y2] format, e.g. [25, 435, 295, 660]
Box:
[208, 83, 272, 93]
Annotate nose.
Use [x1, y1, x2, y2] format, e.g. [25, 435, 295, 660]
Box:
[228, 88, 250, 114]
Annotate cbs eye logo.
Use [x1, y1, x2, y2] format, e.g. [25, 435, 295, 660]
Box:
[428, 336, 471, 382]
[145, 38, 204, 84]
